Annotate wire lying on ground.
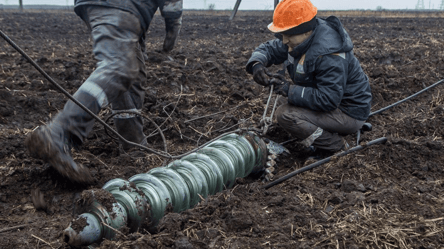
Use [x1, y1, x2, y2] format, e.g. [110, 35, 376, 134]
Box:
[1, 29, 254, 161]
[263, 137, 388, 189]
[369, 78, 444, 117]
[0, 29, 174, 158]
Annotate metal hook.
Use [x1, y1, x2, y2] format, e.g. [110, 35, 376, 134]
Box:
[260, 85, 280, 136]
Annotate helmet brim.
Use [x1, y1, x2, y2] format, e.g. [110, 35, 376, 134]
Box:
[267, 22, 292, 33]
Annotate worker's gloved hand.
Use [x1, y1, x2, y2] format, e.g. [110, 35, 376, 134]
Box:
[271, 79, 290, 97]
[252, 63, 270, 86]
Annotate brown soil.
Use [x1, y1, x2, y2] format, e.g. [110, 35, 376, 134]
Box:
[1, 10, 444, 249]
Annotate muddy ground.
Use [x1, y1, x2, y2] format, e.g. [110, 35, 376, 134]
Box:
[1, 9, 444, 249]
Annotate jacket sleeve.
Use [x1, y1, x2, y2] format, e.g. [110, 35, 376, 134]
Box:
[287, 54, 348, 112]
[160, 0, 183, 52]
[246, 39, 288, 74]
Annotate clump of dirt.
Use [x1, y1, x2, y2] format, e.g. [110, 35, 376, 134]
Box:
[78, 188, 116, 213]
[70, 216, 88, 233]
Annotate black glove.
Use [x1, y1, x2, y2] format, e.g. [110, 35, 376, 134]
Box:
[271, 79, 290, 97]
[252, 63, 270, 86]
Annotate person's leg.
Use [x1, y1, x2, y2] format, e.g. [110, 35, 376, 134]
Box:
[55, 6, 145, 144]
[111, 40, 147, 150]
[160, 0, 183, 52]
[26, 7, 145, 183]
[276, 104, 364, 152]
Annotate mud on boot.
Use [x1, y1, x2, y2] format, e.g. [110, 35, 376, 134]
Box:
[305, 139, 350, 161]
[25, 124, 94, 184]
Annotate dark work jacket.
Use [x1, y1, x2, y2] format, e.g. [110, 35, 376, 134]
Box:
[246, 16, 372, 121]
[74, 0, 182, 34]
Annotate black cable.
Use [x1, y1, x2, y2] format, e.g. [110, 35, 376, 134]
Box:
[0, 29, 179, 158]
[263, 137, 388, 189]
[369, 78, 444, 117]
[1, 29, 248, 160]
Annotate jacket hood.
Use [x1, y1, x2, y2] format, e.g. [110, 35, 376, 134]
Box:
[312, 16, 353, 54]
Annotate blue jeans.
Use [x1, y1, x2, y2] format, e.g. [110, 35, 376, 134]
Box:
[52, 6, 147, 147]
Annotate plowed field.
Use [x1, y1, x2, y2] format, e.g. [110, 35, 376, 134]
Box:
[1, 10, 444, 249]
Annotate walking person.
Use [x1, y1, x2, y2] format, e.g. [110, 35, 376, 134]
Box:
[25, 0, 183, 184]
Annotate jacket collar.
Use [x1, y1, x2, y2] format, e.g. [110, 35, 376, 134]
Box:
[288, 24, 317, 59]
[288, 17, 354, 73]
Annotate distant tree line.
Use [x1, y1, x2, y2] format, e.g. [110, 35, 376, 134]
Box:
[0, 4, 74, 10]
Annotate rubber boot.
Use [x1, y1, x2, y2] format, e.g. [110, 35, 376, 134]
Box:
[25, 121, 94, 184]
[114, 116, 147, 152]
[24, 87, 102, 184]
[163, 16, 182, 52]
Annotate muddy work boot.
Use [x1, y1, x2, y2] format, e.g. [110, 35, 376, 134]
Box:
[306, 139, 350, 161]
[25, 124, 94, 184]
[114, 116, 147, 152]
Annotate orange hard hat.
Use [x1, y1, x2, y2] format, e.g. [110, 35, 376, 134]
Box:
[268, 0, 318, 34]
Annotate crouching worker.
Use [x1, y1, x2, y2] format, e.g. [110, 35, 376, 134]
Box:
[25, 0, 183, 184]
[246, 0, 371, 156]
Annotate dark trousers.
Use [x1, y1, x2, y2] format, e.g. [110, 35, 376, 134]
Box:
[52, 6, 147, 147]
[276, 99, 364, 151]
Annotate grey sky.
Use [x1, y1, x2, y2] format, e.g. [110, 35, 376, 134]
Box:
[0, 0, 441, 10]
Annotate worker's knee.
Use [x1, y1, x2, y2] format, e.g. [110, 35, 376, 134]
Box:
[91, 30, 144, 83]
[96, 54, 140, 83]
[276, 105, 318, 139]
[275, 104, 288, 124]
[276, 104, 303, 128]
